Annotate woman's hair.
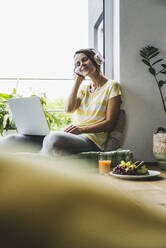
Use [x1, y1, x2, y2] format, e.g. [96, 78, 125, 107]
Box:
[74, 48, 101, 72]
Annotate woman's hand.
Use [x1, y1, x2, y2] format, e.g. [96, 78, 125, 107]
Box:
[64, 125, 83, 135]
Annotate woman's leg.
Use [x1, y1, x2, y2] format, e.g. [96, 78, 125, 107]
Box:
[41, 131, 100, 155]
[0, 134, 45, 152]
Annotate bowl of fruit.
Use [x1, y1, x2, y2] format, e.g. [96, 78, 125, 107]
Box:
[110, 161, 160, 179]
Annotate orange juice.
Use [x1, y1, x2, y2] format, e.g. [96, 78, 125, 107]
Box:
[99, 160, 111, 175]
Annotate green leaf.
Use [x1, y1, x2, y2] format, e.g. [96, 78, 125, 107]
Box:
[141, 46, 159, 58]
[140, 52, 148, 59]
[0, 93, 12, 100]
[140, 54, 147, 59]
[147, 46, 159, 56]
[12, 88, 17, 95]
[142, 59, 150, 66]
[41, 98, 47, 106]
[0, 99, 5, 103]
[0, 126, 4, 136]
[3, 114, 9, 129]
[161, 70, 166, 74]
[158, 80, 166, 88]
[152, 59, 163, 66]
[149, 51, 160, 59]
[149, 67, 156, 75]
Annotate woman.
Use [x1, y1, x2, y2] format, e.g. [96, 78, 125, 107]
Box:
[41, 48, 122, 155]
[1, 48, 121, 154]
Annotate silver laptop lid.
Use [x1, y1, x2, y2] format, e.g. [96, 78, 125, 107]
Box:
[8, 96, 50, 136]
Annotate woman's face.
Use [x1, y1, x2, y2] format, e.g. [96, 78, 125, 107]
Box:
[74, 53, 96, 77]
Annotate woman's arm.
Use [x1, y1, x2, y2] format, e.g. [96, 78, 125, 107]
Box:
[65, 75, 84, 113]
[65, 96, 122, 134]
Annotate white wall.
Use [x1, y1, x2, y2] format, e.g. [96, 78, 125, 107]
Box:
[119, 0, 166, 161]
[88, 0, 166, 161]
[113, 0, 120, 82]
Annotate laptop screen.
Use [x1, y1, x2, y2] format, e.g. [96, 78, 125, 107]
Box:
[8, 96, 50, 136]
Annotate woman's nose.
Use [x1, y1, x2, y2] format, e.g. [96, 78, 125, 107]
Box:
[80, 62, 85, 68]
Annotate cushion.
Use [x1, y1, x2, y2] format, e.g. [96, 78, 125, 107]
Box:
[104, 109, 125, 151]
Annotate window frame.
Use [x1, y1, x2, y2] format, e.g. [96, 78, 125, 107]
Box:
[103, 0, 113, 78]
[93, 11, 104, 73]
[94, 12, 103, 49]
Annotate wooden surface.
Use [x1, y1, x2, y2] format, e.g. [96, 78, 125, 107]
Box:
[95, 164, 166, 216]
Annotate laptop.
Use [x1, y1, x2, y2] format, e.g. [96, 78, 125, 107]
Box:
[8, 96, 50, 136]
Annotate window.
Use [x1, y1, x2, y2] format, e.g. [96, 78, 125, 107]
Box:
[0, 0, 88, 101]
[91, 0, 114, 78]
[0, 0, 89, 131]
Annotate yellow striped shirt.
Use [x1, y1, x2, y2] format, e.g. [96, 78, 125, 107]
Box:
[74, 80, 122, 150]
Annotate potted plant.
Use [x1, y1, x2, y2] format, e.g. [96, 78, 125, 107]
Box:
[140, 45, 166, 169]
[0, 88, 17, 135]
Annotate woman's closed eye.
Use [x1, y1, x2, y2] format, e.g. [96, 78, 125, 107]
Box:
[82, 57, 88, 62]
[76, 57, 88, 67]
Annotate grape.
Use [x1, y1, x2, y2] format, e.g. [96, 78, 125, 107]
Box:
[112, 160, 148, 176]
[112, 161, 137, 175]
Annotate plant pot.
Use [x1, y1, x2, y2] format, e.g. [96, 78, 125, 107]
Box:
[153, 129, 166, 170]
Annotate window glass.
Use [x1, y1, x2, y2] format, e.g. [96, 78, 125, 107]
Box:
[0, 0, 88, 101]
[98, 20, 103, 56]
[0, 0, 88, 78]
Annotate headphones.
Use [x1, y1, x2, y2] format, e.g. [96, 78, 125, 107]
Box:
[89, 48, 104, 65]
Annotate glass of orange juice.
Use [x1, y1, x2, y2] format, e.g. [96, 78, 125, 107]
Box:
[98, 153, 111, 175]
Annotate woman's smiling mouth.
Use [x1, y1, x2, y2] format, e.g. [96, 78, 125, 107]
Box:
[81, 66, 88, 71]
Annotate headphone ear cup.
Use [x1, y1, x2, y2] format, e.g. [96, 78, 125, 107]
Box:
[89, 48, 104, 65]
[94, 53, 104, 65]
